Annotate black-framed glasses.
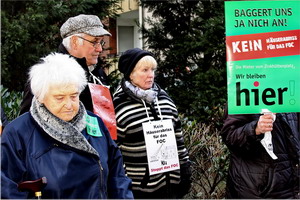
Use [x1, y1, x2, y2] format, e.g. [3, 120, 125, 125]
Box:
[77, 36, 105, 48]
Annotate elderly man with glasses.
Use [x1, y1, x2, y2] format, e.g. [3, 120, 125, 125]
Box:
[20, 14, 111, 115]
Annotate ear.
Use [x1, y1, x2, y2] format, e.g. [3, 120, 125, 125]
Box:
[38, 96, 44, 104]
[71, 36, 78, 50]
[129, 72, 134, 81]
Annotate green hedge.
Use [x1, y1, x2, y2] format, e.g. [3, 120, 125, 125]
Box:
[1, 86, 23, 121]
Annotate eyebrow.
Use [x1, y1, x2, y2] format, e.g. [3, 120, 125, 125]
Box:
[53, 92, 79, 97]
[89, 36, 103, 41]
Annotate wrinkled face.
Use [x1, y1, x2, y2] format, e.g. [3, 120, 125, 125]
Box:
[41, 84, 80, 121]
[130, 63, 156, 90]
[76, 34, 104, 66]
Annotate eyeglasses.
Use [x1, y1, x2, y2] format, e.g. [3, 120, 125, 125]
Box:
[77, 36, 105, 48]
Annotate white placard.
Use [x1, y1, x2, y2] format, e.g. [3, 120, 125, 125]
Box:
[142, 119, 180, 175]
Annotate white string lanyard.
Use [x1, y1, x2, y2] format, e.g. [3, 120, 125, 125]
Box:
[141, 97, 163, 123]
[155, 97, 163, 121]
[88, 71, 110, 89]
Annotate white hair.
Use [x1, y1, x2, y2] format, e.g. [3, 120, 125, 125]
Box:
[62, 33, 84, 51]
[135, 55, 157, 69]
[29, 53, 87, 101]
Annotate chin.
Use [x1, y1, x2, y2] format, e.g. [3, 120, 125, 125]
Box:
[143, 86, 152, 90]
[87, 60, 98, 66]
[147, 83, 153, 88]
[60, 115, 75, 122]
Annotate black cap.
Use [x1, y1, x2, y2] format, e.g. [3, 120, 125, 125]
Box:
[118, 48, 154, 80]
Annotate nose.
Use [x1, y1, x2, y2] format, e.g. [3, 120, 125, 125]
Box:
[149, 70, 155, 78]
[64, 98, 72, 109]
[95, 44, 102, 52]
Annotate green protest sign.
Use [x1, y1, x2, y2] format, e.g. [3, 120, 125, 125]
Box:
[225, 0, 300, 114]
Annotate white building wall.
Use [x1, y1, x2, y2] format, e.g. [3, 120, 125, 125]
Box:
[117, 0, 143, 54]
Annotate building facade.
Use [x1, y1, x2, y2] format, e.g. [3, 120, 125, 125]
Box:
[102, 0, 151, 74]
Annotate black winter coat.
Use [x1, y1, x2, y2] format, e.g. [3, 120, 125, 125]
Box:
[221, 112, 300, 198]
[19, 44, 109, 115]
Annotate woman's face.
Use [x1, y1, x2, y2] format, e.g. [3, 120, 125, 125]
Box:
[130, 62, 156, 90]
[41, 84, 80, 121]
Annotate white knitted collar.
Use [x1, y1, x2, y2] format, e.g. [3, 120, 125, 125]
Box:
[30, 97, 99, 156]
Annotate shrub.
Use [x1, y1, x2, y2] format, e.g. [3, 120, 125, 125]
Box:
[1, 86, 23, 122]
[181, 116, 229, 199]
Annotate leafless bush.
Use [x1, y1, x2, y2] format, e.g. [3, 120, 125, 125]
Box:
[182, 119, 229, 199]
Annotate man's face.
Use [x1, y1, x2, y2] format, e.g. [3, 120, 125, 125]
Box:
[76, 34, 104, 66]
[41, 84, 80, 121]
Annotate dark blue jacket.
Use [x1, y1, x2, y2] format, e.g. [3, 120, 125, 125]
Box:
[1, 111, 133, 199]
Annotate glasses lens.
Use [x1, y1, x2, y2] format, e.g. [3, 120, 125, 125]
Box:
[93, 40, 105, 48]
[100, 40, 105, 47]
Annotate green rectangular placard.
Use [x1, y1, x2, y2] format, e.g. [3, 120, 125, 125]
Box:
[225, 0, 300, 114]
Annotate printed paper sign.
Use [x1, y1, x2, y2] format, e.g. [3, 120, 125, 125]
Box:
[225, 1, 300, 114]
[142, 119, 180, 175]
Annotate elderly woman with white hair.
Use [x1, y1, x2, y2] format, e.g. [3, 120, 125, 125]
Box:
[1, 53, 133, 199]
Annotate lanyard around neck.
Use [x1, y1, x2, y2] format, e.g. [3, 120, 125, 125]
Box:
[89, 71, 110, 89]
[89, 71, 103, 85]
[141, 97, 163, 123]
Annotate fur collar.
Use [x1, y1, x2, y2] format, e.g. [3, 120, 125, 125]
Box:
[30, 97, 99, 157]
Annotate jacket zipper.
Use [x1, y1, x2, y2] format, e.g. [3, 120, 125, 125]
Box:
[98, 160, 104, 199]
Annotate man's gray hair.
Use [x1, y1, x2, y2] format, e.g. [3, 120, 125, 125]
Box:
[62, 33, 84, 51]
[29, 53, 87, 101]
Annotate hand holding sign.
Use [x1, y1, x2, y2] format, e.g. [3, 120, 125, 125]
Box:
[259, 109, 278, 160]
[255, 113, 274, 135]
